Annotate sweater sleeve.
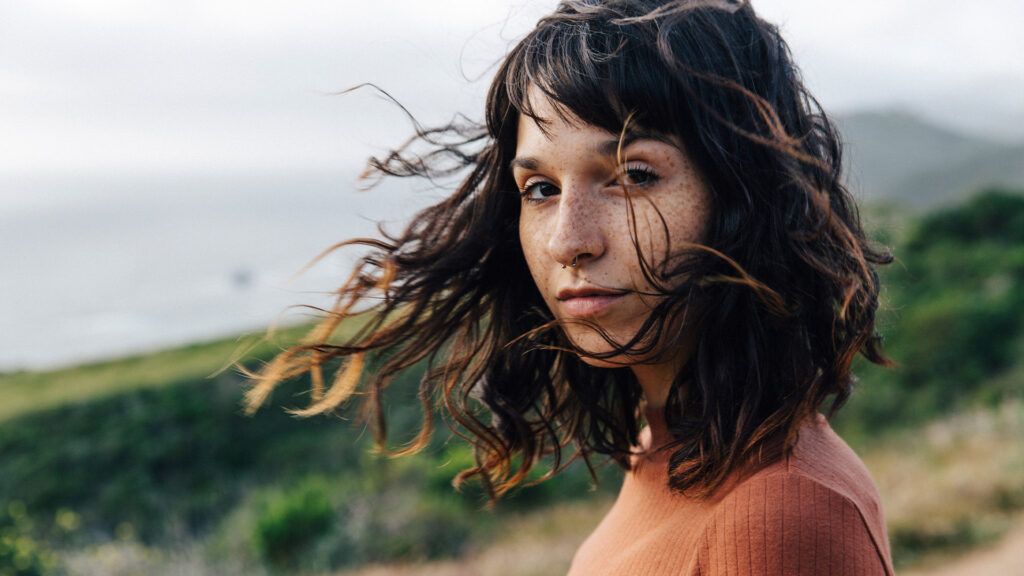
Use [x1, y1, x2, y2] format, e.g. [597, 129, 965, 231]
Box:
[689, 473, 892, 576]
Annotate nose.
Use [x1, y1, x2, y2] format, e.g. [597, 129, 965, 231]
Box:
[547, 179, 605, 268]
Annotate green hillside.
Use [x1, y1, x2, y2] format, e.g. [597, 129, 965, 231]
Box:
[0, 322, 619, 575]
[0, 326, 304, 424]
[834, 187, 1024, 442]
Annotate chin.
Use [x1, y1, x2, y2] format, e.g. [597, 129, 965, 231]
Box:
[564, 329, 641, 369]
[567, 353, 618, 368]
[562, 314, 682, 369]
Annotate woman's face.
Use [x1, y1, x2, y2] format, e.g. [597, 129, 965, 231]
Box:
[514, 88, 712, 368]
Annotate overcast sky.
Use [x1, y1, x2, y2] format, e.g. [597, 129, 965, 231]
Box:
[2, 0, 1022, 179]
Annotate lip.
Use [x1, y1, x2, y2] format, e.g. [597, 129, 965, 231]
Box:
[556, 286, 629, 317]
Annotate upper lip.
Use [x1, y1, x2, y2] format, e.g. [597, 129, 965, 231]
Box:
[556, 286, 629, 301]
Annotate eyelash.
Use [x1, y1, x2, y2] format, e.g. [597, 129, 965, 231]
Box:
[518, 164, 661, 205]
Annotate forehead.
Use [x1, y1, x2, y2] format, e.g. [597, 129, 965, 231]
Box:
[515, 87, 593, 142]
[515, 107, 611, 152]
[513, 88, 682, 163]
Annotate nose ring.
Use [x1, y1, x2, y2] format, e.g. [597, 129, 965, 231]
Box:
[561, 255, 579, 269]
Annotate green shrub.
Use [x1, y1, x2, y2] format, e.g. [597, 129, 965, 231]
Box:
[252, 476, 335, 570]
[0, 502, 62, 576]
[905, 187, 1024, 251]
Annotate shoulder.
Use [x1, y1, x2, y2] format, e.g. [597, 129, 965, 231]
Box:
[691, 472, 893, 575]
[688, 415, 895, 575]
[786, 412, 891, 548]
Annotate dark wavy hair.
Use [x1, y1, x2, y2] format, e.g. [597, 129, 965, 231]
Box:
[238, 0, 894, 505]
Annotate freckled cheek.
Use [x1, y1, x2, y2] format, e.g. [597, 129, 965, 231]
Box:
[661, 183, 712, 244]
[519, 219, 554, 301]
[519, 218, 542, 264]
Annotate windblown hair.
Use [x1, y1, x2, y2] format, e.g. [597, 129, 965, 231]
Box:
[239, 0, 894, 505]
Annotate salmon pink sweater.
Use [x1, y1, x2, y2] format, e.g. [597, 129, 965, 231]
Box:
[567, 405, 895, 575]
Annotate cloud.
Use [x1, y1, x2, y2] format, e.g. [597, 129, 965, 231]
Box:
[755, 0, 1024, 115]
[1, 0, 1021, 176]
[0, 0, 553, 175]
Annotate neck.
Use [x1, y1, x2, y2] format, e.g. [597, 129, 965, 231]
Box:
[630, 328, 697, 410]
[641, 400, 673, 452]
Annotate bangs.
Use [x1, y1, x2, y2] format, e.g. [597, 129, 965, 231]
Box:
[503, 15, 691, 140]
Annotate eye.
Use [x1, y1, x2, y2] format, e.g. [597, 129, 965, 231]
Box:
[619, 163, 660, 187]
[519, 179, 559, 204]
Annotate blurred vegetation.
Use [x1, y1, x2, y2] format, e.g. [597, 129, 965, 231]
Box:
[0, 502, 63, 576]
[865, 400, 1024, 569]
[0, 186, 1021, 574]
[0, 318, 619, 574]
[252, 475, 335, 569]
[834, 187, 1024, 444]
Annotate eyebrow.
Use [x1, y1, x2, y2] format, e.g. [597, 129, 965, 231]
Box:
[509, 130, 677, 172]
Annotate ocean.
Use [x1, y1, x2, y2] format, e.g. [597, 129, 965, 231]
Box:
[0, 169, 446, 371]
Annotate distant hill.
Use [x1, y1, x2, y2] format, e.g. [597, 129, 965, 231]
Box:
[835, 109, 1024, 209]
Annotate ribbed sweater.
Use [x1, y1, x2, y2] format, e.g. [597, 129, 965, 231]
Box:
[567, 405, 894, 575]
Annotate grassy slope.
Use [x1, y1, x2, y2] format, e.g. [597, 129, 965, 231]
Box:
[0, 311, 623, 573]
[0, 314, 383, 424]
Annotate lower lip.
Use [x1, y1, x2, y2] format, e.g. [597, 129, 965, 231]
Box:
[560, 294, 626, 316]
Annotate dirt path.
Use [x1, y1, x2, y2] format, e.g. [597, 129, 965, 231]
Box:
[901, 518, 1024, 576]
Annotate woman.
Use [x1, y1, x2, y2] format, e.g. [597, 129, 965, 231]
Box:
[241, 0, 896, 573]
